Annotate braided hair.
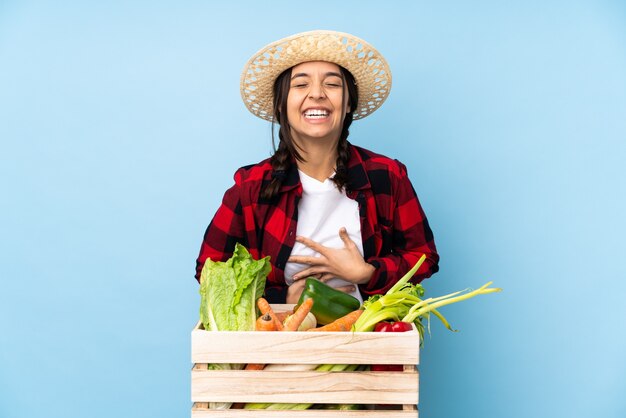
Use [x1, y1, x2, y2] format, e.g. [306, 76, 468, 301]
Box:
[260, 65, 359, 200]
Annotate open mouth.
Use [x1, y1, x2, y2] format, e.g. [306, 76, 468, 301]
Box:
[303, 109, 330, 120]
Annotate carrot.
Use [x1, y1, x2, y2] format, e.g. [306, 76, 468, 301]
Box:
[307, 309, 364, 332]
[256, 313, 277, 331]
[283, 298, 314, 331]
[256, 297, 284, 331]
[244, 314, 276, 372]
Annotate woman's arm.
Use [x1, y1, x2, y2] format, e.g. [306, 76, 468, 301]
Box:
[361, 161, 439, 295]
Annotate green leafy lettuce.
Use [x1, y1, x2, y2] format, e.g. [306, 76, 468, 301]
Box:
[199, 243, 271, 331]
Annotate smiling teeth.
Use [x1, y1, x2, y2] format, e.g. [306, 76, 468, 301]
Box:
[304, 110, 329, 118]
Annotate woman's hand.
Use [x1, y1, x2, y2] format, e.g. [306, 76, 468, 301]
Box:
[286, 278, 308, 304]
[287, 227, 376, 286]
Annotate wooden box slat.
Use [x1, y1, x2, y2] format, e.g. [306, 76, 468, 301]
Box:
[191, 321, 419, 365]
[191, 369, 419, 404]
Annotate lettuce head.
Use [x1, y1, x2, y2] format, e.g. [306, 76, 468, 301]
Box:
[199, 244, 271, 331]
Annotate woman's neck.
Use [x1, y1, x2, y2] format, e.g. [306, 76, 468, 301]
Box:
[294, 137, 339, 182]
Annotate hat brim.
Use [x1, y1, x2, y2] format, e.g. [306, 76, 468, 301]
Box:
[240, 30, 392, 121]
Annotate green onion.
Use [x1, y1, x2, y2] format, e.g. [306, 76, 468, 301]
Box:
[353, 255, 502, 335]
[243, 255, 501, 410]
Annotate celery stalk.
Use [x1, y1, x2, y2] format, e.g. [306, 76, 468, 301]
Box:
[403, 282, 501, 324]
[386, 254, 427, 294]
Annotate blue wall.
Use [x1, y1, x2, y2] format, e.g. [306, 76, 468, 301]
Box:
[1, 1, 625, 417]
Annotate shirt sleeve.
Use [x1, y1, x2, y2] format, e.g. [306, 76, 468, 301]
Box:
[361, 161, 439, 295]
[194, 175, 247, 283]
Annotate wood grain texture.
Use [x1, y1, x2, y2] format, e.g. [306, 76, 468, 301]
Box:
[191, 369, 418, 404]
[192, 363, 209, 410]
[191, 321, 420, 365]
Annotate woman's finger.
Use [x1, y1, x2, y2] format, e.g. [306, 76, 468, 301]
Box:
[338, 227, 352, 244]
[293, 267, 327, 281]
[295, 235, 328, 255]
[288, 255, 327, 266]
[318, 273, 335, 282]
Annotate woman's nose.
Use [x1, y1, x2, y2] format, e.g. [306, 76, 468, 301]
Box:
[308, 82, 326, 99]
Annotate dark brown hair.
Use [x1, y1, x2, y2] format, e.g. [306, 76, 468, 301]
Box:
[261, 65, 359, 200]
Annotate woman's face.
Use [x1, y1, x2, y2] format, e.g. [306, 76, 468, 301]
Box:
[286, 61, 350, 145]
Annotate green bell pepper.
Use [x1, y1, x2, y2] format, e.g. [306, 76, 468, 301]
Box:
[296, 278, 361, 325]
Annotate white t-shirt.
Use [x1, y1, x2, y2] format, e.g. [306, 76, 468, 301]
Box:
[283, 170, 364, 302]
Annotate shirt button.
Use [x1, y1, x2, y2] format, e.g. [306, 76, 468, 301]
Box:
[289, 230, 293, 236]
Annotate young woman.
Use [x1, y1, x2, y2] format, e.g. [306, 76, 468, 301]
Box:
[195, 30, 439, 304]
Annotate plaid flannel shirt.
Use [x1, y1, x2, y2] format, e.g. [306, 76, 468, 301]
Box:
[195, 143, 439, 303]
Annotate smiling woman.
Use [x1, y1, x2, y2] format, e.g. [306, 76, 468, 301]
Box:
[195, 30, 439, 304]
[287, 61, 350, 147]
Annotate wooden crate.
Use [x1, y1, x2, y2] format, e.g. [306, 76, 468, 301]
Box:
[191, 305, 420, 417]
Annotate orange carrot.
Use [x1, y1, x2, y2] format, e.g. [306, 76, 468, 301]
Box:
[247, 310, 279, 371]
[256, 297, 284, 331]
[245, 314, 274, 371]
[283, 298, 314, 331]
[255, 313, 277, 331]
[307, 309, 364, 332]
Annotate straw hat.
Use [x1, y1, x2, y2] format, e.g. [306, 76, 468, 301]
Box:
[240, 30, 392, 121]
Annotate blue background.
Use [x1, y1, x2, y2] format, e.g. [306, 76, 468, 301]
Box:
[1, 1, 625, 417]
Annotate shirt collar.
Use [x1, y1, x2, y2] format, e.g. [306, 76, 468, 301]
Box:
[275, 142, 372, 194]
[277, 163, 302, 193]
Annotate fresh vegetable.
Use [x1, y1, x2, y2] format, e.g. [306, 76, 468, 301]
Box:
[257, 297, 284, 331]
[353, 254, 502, 339]
[283, 298, 314, 331]
[296, 278, 361, 325]
[255, 313, 276, 331]
[243, 363, 266, 371]
[244, 313, 279, 372]
[199, 243, 271, 332]
[294, 312, 316, 331]
[307, 309, 364, 332]
[371, 321, 413, 371]
[245, 302, 314, 372]
[318, 404, 364, 410]
[374, 321, 413, 333]
[198, 244, 271, 410]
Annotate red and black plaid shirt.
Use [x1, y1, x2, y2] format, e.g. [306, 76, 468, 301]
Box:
[195, 143, 439, 303]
